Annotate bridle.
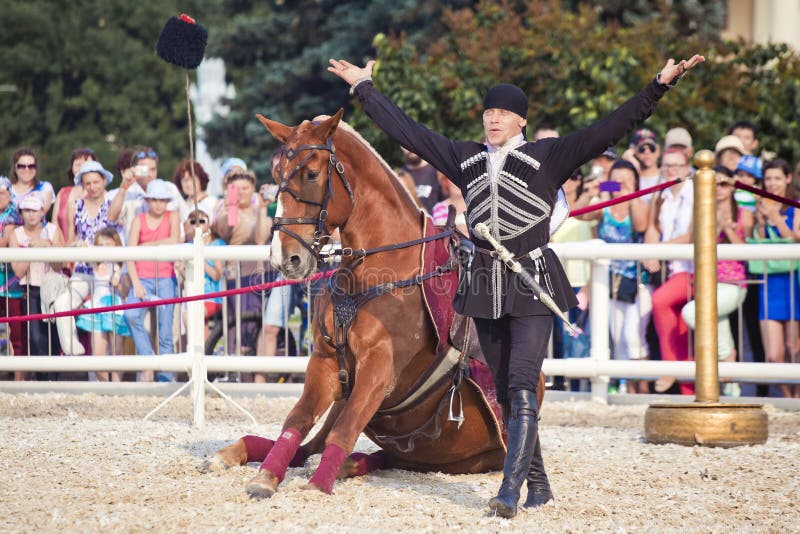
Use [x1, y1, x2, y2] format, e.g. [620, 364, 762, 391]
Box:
[271, 136, 354, 264]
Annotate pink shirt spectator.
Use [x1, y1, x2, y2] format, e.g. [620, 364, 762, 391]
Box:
[431, 202, 449, 226]
[134, 212, 175, 279]
[14, 223, 58, 286]
[717, 208, 746, 284]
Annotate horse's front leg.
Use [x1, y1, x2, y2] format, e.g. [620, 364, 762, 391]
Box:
[303, 336, 395, 494]
[245, 354, 339, 499]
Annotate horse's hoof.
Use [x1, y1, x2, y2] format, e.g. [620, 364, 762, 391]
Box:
[338, 456, 359, 479]
[299, 481, 326, 493]
[197, 455, 229, 474]
[245, 471, 279, 500]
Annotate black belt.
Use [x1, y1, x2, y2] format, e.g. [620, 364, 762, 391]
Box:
[475, 244, 555, 297]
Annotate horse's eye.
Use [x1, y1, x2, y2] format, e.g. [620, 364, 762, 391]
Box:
[306, 170, 320, 181]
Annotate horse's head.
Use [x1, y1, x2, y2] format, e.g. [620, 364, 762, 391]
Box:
[257, 109, 353, 279]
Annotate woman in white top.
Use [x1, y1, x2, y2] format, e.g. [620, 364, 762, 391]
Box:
[645, 149, 694, 394]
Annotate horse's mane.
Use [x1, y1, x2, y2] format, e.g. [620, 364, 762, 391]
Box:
[313, 115, 421, 214]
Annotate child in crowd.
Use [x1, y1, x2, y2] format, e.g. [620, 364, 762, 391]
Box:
[731, 155, 767, 393]
[733, 155, 762, 212]
[123, 180, 180, 382]
[9, 194, 63, 379]
[75, 228, 130, 382]
[176, 207, 224, 340]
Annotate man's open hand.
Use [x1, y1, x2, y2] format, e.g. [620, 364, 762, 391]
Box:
[659, 54, 705, 85]
[328, 59, 375, 85]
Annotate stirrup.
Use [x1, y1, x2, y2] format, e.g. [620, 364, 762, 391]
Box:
[447, 384, 464, 429]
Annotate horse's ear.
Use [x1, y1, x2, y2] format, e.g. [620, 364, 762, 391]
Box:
[256, 114, 293, 143]
[314, 108, 344, 140]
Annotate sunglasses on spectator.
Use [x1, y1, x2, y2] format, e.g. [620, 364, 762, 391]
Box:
[16, 163, 37, 170]
[636, 144, 657, 154]
[135, 149, 158, 160]
[188, 218, 209, 225]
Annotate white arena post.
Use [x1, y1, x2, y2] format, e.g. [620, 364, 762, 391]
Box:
[589, 256, 611, 403]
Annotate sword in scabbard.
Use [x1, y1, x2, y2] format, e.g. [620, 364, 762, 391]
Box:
[473, 223, 583, 337]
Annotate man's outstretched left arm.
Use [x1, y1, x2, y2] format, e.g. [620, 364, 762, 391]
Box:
[548, 54, 705, 182]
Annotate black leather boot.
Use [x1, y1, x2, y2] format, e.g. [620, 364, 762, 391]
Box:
[522, 432, 554, 508]
[488, 389, 538, 519]
[500, 403, 509, 445]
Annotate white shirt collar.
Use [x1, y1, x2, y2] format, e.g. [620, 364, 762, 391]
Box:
[486, 133, 525, 154]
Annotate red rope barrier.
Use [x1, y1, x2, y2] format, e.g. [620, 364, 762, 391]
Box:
[568, 178, 682, 218]
[733, 180, 800, 211]
[0, 270, 333, 324]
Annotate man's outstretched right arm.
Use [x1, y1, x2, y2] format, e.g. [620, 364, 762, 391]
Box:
[329, 58, 462, 182]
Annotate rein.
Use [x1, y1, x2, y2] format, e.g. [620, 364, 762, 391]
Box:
[272, 134, 457, 399]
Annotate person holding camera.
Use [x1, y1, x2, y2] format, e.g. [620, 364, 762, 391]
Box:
[108, 147, 186, 241]
[584, 159, 652, 393]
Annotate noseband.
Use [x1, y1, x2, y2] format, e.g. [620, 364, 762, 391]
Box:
[271, 136, 354, 263]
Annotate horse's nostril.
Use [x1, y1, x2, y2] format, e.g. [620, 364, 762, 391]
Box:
[289, 255, 302, 269]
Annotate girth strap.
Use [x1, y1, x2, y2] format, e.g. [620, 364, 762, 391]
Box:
[317, 257, 457, 400]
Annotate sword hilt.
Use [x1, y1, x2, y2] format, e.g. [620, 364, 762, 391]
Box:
[474, 223, 519, 271]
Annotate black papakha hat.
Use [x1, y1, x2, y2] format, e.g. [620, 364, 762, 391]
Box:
[156, 14, 208, 69]
[483, 84, 528, 119]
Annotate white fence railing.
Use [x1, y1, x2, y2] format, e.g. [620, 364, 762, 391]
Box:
[1, 241, 800, 426]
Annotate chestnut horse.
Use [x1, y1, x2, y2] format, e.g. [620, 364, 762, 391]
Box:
[204, 111, 544, 497]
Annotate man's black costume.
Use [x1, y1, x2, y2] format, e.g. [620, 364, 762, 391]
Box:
[353, 76, 673, 516]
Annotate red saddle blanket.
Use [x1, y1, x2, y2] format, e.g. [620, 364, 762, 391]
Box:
[419, 215, 458, 356]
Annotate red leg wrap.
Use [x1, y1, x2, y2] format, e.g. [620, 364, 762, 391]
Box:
[259, 428, 301, 483]
[242, 435, 275, 463]
[348, 451, 386, 477]
[289, 447, 308, 468]
[308, 444, 347, 494]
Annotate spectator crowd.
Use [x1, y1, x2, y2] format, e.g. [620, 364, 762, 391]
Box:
[1, 119, 799, 398]
[0, 146, 294, 384]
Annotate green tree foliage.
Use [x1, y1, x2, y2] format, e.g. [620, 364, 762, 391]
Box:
[588, 0, 726, 40]
[204, 0, 477, 178]
[0, 0, 222, 187]
[356, 0, 800, 166]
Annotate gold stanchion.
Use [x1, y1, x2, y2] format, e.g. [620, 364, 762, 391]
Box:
[644, 150, 768, 447]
